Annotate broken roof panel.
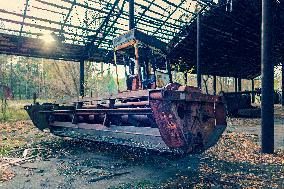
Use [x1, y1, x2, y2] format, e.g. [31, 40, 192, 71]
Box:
[0, 0, 209, 49]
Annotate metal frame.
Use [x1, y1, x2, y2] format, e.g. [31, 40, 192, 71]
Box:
[0, 0, 209, 51]
[261, 0, 274, 154]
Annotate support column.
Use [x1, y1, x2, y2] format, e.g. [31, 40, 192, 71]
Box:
[79, 59, 84, 97]
[282, 63, 284, 106]
[197, 14, 202, 90]
[261, 0, 274, 154]
[129, 0, 135, 30]
[252, 79, 255, 103]
[134, 41, 142, 88]
[100, 62, 104, 78]
[123, 57, 128, 78]
[184, 72, 188, 85]
[130, 58, 134, 75]
[153, 59, 157, 87]
[213, 75, 217, 95]
[238, 78, 242, 92]
[166, 59, 173, 83]
[114, 50, 120, 92]
[234, 77, 238, 92]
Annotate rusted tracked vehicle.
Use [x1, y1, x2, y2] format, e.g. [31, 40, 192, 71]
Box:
[25, 30, 227, 155]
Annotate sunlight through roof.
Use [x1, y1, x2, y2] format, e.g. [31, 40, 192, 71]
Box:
[0, 0, 215, 50]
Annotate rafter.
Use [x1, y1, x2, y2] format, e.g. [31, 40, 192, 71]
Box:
[135, 0, 187, 25]
[34, 0, 70, 11]
[19, 0, 29, 37]
[152, 0, 186, 35]
[161, 0, 196, 14]
[136, 0, 155, 24]
[97, 0, 126, 47]
[86, 0, 120, 56]
[0, 0, 209, 52]
[59, 0, 76, 36]
[30, 5, 66, 15]
[0, 17, 86, 39]
[0, 8, 98, 34]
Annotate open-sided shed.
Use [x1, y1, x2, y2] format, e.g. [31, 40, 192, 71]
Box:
[0, 0, 282, 153]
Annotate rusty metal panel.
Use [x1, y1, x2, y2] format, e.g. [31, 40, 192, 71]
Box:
[149, 83, 227, 153]
[113, 29, 167, 52]
[25, 83, 227, 154]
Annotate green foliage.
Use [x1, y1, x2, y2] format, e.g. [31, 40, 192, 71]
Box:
[84, 62, 124, 97]
[172, 63, 195, 85]
[107, 74, 117, 93]
[0, 55, 127, 101]
[0, 100, 30, 122]
[0, 98, 8, 121]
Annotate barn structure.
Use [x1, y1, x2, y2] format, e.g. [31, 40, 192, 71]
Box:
[0, 0, 282, 153]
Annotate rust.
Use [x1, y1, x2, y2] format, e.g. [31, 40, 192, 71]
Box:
[149, 83, 227, 153]
[114, 40, 136, 51]
[25, 83, 227, 154]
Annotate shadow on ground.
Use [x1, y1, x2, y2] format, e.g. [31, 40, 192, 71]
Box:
[3, 134, 283, 189]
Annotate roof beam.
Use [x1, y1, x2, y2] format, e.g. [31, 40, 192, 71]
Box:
[30, 5, 66, 15]
[79, 0, 184, 29]
[59, 0, 76, 36]
[152, 0, 186, 35]
[168, 6, 208, 50]
[0, 27, 85, 44]
[97, 0, 126, 47]
[34, 0, 70, 11]
[134, 0, 188, 24]
[86, 0, 120, 56]
[20, 0, 29, 36]
[136, 10, 183, 29]
[61, 0, 110, 14]
[136, 0, 155, 24]
[0, 17, 86, 39]
[0, 33, 87, 61]
[61, 0, 184, 33]
[0, 8, 98, 34]
[161, 0, 196, 14]
[137, 17, 179, 33]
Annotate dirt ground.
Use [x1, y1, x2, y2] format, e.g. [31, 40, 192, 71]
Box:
[1, 110, 284, 188]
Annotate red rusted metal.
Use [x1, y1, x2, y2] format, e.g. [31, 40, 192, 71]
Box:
[114, 40, 136, 51]
[131, 75, 140, 91]
[25, 83, 227, 154]
[149, 83, 227, 153]
[134, 41, 142, 89]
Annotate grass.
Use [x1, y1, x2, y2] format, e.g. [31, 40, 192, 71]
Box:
[0, 99, 54, 156]
[0, 100, 51, 182]
[0, 100, 31, 122]
[0, 99, 53, 122]
[0, 121, 44, 156]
